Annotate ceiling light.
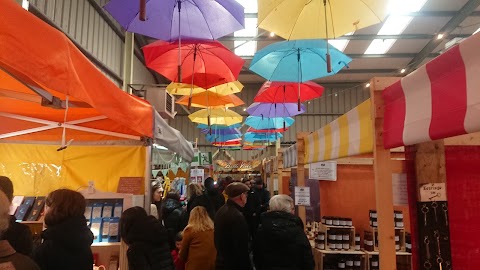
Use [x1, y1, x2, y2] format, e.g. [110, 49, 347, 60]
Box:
[437, 33, 444, 40]
[365, 83, 371, 88]
[243, 108, 246, 111]
[400, 68, 406, 73]
[308, 101, 311, 104]
[334, 93, 338, 97]
[270, 32, 275, 37]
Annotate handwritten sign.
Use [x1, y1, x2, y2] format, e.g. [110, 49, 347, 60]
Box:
[420, 183, 447, 202]
[117, 177, 144, 195]
[392, 173, 408, 205]
[309, 161, 337, 181]
[294, 186, 311, 206]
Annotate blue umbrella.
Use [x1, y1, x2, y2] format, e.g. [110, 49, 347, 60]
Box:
[205, 133, 241, 142]
[244, 132, 283, 140]
[201, 128, 241, 135]
[197, 123, 241, 129]
[249, 39, 351, 110]
[245, 116, 295, 130]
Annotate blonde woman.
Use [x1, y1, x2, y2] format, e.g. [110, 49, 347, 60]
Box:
[179, 206, 216, 270]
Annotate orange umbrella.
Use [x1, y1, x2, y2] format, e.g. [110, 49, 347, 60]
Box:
[176, 92, 244, 108]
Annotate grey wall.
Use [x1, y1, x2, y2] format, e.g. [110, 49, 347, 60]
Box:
[28, 0, 156, 86]
[170, 83, 370, 160]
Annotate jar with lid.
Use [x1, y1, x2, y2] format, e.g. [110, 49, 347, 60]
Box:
[339, 217, 347, 226]
[321, 216, 327, 224]
[332, 216, 340, 226]
[353, 255, 362, 270]
[335, 233, 343, 250]
[345, 257, 354, 270]
[345, 218, 353, 227]
[342, 232, 350, 250]
[327, 230, 336, 250]
[338, 260, 346, 269]
[370, 258, 379, 270]
[354, 234, 361, 251]
[325, 216, 333, 225]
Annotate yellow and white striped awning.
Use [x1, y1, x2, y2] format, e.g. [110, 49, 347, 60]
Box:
[305, 99, 373, 163]
[283, 144, 297, 169]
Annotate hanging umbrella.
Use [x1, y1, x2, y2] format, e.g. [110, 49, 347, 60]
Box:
[244, 132, 283, 140]
[167, 81, 243, 96]
[197, 123, 241, 129]
[206, 133, 241, 142]
[249, 39, 351, 110]
[212, 140, 242, 147]
[245, 116, 295, 130]
[246, 102, 305, 118]
[246, 127, 289, 133]
[104, 0, 245, 83]
[201, 128, 241, 135]
[176, 92, 244, 108]
[254, 81, 324, 103]
[188, 108, 243, 126]
[144, 40, 245, 93]
[104, 0, 244, 41]
[258, 0, 387, 40]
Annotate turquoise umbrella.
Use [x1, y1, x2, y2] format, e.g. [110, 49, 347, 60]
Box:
[249, 39, 351, 110]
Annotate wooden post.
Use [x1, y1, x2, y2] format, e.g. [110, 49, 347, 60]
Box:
[277, 149, 284, 194]
[296, 132, 310, 226]
[370, 77, 399, 270]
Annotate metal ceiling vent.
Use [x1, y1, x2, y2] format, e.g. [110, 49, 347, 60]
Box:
[145, 87, 177, 119]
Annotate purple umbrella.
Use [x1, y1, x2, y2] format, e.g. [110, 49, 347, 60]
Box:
[104, 0, 245, 41]
[201, 128, 241, 135]
[246, 102, 306, 118]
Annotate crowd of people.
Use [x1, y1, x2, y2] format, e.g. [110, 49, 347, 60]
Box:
[0, 175, 314, 270]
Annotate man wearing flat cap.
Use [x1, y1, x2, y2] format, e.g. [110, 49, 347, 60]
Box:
[214, 182, 253, 270]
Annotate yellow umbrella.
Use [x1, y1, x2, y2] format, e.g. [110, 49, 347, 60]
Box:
[258, 0, 388, 40]
[176, 92, 244, 108]
[166, 81, 243, 96]
[188, 108, 243, 126]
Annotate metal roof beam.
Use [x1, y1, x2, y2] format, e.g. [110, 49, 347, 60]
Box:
[240, 69, 398, 75]
[408, 0, 480, 70]
[220, 34, 470, 41]
[240, 53, 439, 60]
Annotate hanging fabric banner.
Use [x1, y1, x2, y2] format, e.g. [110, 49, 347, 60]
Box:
[304, 99, 373, 164]
[283, 144, 298, 168]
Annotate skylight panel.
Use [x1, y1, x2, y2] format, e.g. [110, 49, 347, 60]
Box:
[234, 18, 258, 37]
[364, 0, 428, 55]
[235, 0, 258, 13]
[328, 32, 354, 52]
[234, 40, 257, 56]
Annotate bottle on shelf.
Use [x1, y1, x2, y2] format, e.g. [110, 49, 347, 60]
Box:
[354, 233, 361, 251]
[342, 232, 350, 250]
[328, 230, 336, 250]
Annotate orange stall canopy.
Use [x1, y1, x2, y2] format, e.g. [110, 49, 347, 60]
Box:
[0, 0, 153, 143]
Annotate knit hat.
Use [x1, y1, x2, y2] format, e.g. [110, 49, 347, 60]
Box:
[0, 176, 13, 202]
[225, 182, 249, 198]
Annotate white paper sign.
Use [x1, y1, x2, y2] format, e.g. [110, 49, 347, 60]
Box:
[294, 186, 311, 206]
[273, 176, 279, 192]
[420, 183, 447, 202]
[309, 161, 337, 181]
[392, 173, 408, 205]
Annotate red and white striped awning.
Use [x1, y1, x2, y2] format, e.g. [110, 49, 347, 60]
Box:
[383, 32, 480, 148]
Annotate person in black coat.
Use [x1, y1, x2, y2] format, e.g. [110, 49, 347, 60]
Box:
[214, 182, 252, 270]
[253, 195, 314, 270]
[186, 183, 216, 220]
[120, 207, 174, 270]
[204, 177, 225, 213]
[244, 177, 270, 240]
[33, 189, 94, 270]
[0, 176, 33, 257]
[161, 192, 186, 250]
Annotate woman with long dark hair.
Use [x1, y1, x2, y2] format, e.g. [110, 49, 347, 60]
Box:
[33, 189, 94, 270]
[120, 207, 174, 270]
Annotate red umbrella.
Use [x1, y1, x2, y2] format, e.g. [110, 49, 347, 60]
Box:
[246, 127, 289, 133]
[143, 40, 245, 89]
[253, 81, 324, 103]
